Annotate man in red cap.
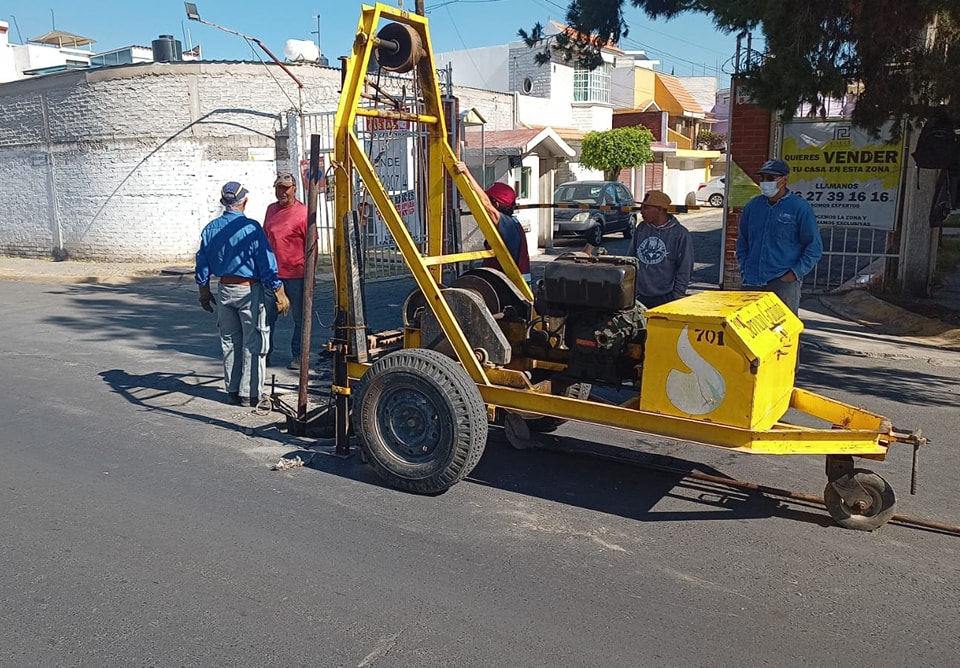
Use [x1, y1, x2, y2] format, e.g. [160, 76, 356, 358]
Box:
[454, 161, 530, 281]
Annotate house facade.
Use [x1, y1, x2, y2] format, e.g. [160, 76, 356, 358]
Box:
[437, 21, 723, 209]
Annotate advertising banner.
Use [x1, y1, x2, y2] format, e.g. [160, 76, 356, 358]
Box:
[781, 120, 904, 230]
[364, 116, 423, 244]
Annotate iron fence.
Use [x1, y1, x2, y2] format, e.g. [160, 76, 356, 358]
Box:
[806, 226, 895, 294]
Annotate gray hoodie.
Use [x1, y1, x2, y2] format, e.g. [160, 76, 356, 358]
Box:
[626, 214, 694, 301]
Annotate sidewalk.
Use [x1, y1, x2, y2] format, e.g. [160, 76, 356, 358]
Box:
[2, 253, 958, 365]
[0, 257, 194, 284]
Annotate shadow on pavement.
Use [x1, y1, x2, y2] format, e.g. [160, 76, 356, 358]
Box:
[466, 431, 831, 528]
[100, 368, 248, 432]
[286, 426, 831, 530]
[798, 346, 958, 407]
[43, 276, 222, 359]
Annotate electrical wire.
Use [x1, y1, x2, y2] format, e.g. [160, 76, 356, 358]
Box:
[244, 37, 300, 110]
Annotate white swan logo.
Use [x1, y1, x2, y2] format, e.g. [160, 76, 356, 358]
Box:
[666, 325, 726, 415]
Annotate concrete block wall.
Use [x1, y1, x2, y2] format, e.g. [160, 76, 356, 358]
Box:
[453, 86, 515, 131]
[0, 62, 342, 261]
[571, 102, 613, 133]
[722, 77, 773, 289]
[0, 58, 517, 262]
[508, 44, 551, 99]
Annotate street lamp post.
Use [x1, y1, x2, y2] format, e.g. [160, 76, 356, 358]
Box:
[183, 2, 304, 90]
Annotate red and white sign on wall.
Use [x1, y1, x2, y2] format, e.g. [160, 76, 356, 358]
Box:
[363, 115, 422, 243]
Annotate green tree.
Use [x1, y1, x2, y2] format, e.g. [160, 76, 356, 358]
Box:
[519, 1, 960, 130]
[579, 126, 655, 180]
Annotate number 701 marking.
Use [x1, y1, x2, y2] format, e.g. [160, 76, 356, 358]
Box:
[694, 329, 725, 346]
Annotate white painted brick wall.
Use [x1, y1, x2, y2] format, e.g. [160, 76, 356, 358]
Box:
[450, 87, 515, 131]
[0, 61, 518, 261]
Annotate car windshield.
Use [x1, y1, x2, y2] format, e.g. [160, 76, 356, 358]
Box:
[554, 184, 602, 204]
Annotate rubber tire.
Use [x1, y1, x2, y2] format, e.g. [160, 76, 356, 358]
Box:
[587, 222, 604, 247]
[823, 469, 897, 531]
[622, 215, 636, 239]
[708, 193, 723, 207]
[524, 379, 592, 433]
[352, 348, 487, 494]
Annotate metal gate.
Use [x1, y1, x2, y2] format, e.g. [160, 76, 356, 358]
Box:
[300, 78, 444, 280]
[806, 226, 897, 294]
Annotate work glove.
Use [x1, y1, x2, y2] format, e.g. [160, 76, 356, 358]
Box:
[198, 284, 215, 312]
[274, 284, 291, 317]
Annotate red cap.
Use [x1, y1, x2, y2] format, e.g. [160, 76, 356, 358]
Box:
[485, 182, 517, 208]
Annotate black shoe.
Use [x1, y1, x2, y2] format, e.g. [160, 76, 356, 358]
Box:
[248, 395, 264, 407]
[287, 357, 301, 370]
[227, 392, 242, 405]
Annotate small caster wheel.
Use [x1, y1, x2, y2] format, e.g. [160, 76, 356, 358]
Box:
[504, 412, 539, 450]
[823, 469, 897, 531]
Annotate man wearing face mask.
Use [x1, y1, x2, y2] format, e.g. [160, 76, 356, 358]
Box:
[735, 159, 823, 315]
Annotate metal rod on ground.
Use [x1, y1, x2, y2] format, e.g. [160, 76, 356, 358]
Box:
[681, 469, 960, 536]
[540, 440, 960, 536]
[294, 134, 322, 434]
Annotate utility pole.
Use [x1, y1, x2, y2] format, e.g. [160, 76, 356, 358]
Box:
[415, 0, 425, 15]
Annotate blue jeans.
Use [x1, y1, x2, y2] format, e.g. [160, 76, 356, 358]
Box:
[266, 277, 304, 358]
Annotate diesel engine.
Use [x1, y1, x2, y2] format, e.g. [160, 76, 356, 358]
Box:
[534, 253, 647, 384]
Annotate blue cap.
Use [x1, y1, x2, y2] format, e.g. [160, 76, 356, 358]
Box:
[757, 159, 790, 176]
[220, 181, 249, 206]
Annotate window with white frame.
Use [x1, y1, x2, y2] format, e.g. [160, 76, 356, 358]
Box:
[573, 62, 611, 103]
[518, 167, 532, 199]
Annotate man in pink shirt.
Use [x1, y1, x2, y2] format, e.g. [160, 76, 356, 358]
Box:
[263, 172, 309, 369]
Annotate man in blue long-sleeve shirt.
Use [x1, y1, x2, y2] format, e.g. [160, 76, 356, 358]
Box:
[735, 159, 823, 315]
[195, 181, 290, 407]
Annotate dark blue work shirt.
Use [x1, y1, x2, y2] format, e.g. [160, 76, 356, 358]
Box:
[195, 211, 282, 290]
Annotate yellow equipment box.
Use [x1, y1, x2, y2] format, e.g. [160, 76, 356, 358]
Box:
[639, 291, 803, 430]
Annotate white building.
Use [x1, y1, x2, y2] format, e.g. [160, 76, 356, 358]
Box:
[437, 21, 628, 135]
[438, 21, 722, 207]
[0, 23, 95, 83]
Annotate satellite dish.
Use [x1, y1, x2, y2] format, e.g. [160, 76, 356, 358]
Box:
[283, 39, 320, 62]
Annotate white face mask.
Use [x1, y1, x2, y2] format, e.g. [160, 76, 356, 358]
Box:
[759, 180, 780, 197]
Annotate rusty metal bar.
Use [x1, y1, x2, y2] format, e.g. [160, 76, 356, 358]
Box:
[538, 440, 960, 536]
[293, 134, 322, 432]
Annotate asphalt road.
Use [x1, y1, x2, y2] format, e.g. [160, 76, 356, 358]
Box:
[1, 268, 959, 666]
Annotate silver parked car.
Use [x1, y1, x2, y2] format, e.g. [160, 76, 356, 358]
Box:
[553, 181, 637, 246]
[696, 176, 725, 207]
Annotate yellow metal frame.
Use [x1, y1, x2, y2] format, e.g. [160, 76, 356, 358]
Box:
[334, 4, 533, 388]
[332, 4, 913, 461]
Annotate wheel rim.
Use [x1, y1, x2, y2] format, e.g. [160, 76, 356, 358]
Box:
[591, 224, 602, 245]
[823, 469, 897, 531]
[836, 483, 883, 517]
[710, 194, 723, 207]
[377, 385, 443, 462]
